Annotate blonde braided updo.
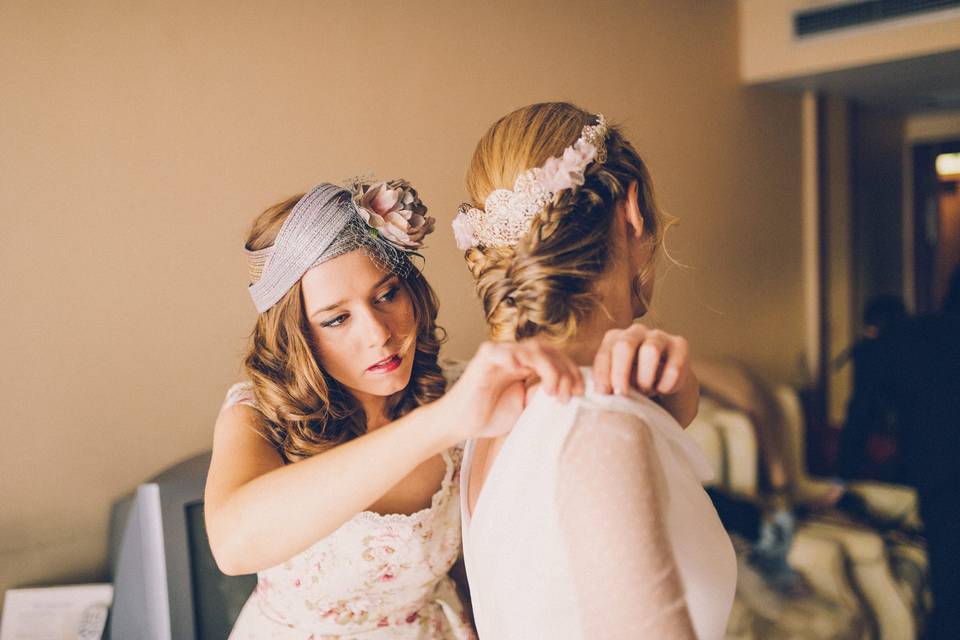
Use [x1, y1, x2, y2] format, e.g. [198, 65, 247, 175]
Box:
[464, 102, 666, 343]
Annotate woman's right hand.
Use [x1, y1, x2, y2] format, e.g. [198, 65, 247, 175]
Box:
[440, 339, 584, 441]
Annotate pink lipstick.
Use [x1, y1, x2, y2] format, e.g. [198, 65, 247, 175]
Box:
[367, 354, 402, 374]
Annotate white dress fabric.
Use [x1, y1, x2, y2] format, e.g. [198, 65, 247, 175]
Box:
[220, 382, 476, 640]
[460, 369, 737, 640]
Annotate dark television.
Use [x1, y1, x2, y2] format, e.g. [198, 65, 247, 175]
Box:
[106, 451, 256, 639]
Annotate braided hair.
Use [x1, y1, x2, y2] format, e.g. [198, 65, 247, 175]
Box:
[464, 102, 665, 342]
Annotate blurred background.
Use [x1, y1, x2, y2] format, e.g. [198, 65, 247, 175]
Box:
[1, 0, 958, 637]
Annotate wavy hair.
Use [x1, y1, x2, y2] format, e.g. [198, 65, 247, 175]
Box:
[465, 102, 668, 342]
[241, 193, 447, 463]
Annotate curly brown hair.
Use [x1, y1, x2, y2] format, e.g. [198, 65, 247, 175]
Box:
[464, 102, 668, 343]
[241, 193, 447, 463]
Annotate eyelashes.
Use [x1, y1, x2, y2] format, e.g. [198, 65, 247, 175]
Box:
[378, 284, 401, 304]
[319, 284, 402, 328]
[320, 314, 348, 328]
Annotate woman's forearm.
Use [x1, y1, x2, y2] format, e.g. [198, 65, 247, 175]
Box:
[207, 400, 453, 575]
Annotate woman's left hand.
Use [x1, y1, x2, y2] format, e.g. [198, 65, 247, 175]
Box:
[592, 323, 700, 428]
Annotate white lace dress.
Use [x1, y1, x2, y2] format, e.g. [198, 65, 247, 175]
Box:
[460, 369, 737, 640]
[220, 382, 476, 640]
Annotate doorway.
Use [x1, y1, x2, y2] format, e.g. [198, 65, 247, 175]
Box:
[912, 141, 960, 314]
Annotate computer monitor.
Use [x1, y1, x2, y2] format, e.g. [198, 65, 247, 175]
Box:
[106, 451, 256, 639]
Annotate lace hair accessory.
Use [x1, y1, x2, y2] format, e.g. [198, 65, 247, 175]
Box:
[246, 179, 435, 313]
[452, 113, 608, 251]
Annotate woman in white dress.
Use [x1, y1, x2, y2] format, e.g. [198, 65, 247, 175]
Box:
[205, 177, 690, 638]
[452, 102, 738, 639]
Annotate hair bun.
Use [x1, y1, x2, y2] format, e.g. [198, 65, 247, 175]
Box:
[463, 102, 665, 342]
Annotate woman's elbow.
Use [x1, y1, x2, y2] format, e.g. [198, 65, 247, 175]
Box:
[214, 557, 246, 577]
[208, 537, 254, 576]
[206, 514, 252, 576]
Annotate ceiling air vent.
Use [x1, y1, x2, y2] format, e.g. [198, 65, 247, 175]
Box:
[795, 0, 960, 37]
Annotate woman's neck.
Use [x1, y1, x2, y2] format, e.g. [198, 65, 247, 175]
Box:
[352, 392, 389, 432]
[560, 276, 636, 366]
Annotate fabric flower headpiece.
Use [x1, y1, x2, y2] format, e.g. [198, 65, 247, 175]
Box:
[245, 178, 435, 313]
[347, 177, 436, 251]
[452, 114, 608, 250]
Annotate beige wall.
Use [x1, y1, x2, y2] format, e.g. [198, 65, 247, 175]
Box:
[0, 0, 804, 603]
[906, 110, 960, 143]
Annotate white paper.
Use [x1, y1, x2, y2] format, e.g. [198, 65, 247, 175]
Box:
[0, 585, 112, 640]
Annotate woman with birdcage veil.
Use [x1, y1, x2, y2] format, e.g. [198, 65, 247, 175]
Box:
[453, 103, 737, 639]
[204, 174, 696, 638]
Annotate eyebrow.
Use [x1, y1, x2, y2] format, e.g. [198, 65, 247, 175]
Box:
[309, 273, 396, 319]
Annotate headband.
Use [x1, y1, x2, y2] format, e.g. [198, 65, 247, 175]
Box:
[452, 113, 608, 250]
[246, 179, 434, 313]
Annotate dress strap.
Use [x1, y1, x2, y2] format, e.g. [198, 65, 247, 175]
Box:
[220, 381, 258, 413]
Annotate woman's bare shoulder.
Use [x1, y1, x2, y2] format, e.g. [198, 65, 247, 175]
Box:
[213, 383, 278, 462]
[206, 390, 284, 509]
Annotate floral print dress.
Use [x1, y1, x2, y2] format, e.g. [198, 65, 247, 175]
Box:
[221, 382, 476, 640]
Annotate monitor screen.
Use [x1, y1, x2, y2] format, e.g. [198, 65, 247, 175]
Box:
[185, 501, 256, 640]
[108, 452, 259, 640]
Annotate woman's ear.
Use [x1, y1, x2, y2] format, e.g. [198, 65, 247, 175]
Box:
[623, 181, 644, 239]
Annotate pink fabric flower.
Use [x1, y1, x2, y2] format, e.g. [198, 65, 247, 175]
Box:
[353, 179, 436, 250]
[452, 210, 480, 250]
[540, 139, 597, 193]
[450, 128, 603, 250]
